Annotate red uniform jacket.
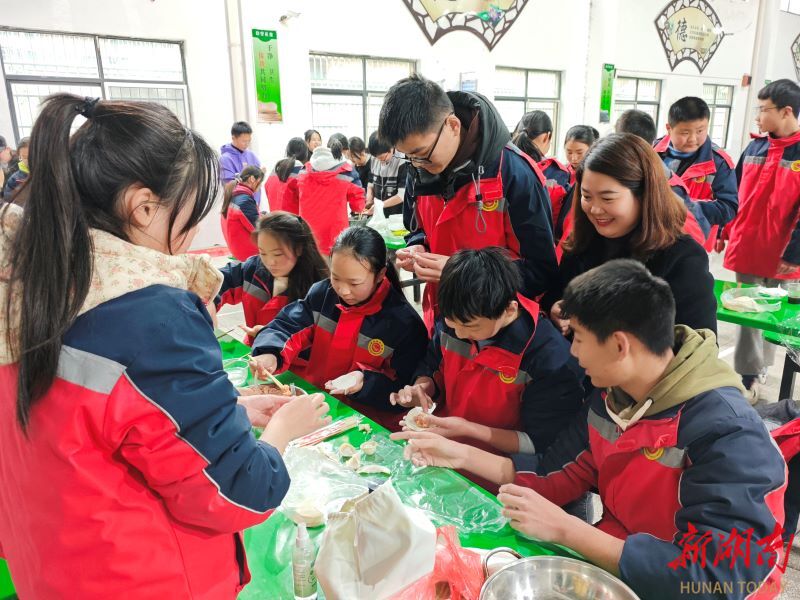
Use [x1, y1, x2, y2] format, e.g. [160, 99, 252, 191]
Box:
[724, 130, 800, 279]
[220, 184, 259, 261]
[285, 163, 365, 254]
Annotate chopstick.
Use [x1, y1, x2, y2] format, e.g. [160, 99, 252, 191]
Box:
[263, 369, 289, 393]
[215, 327, 237, 340]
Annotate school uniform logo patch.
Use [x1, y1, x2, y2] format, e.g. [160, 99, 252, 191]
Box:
[482, 198, 500, 212]
[643, 447, 665, 461]
[694, 175, 706, 183]
[367, 339, 386, 357]
[401, 0, 531, 51]
[498, 370, 517, 384]
[791, 160, 800, 173]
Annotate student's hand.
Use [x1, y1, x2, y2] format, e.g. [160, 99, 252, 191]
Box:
[324, 370, 364, 395]
[777, 260, 800, 275]
[240, 324, 265, 339]
[714, 238, 727, 253]
[413, 252, 449, 283]
[390, 430, 469, 469]
[498, 483, 576, 544]
[549, 300, 571, 336]
[396, 245, 425, 272]
[365, 206, 375, 216]
[260, 393, 331, 453]
[238, 394, 292, 428]
[404, 414, 471, 439]
[249, 354, 278, 380]
[389, 377, 435, 411]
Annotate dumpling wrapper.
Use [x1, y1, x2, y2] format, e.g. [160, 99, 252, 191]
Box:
[338, 442, 357, 457]
[360, 440, 377, 455]
[357, 465, 391, 475]
[403, 407, 430, 432]
[345, 454, 361, 470]
[327, 372, 361, 393]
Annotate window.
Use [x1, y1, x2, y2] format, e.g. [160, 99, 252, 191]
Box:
[0, 29, 190, 140]
[781, 0, 800, 15]
[494, 67, 561, 141]
[613, 77, 662, 126]
[309, 54, 415, 141]
[702, 84, 734, 148]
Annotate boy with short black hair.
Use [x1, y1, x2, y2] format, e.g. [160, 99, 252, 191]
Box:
[724, 79, 800, 398]
[366, 131, 407, 216]
[378, 75, 558, 332]
[393, 259, 787, 600]
[654, 96, 738, 250]
[390, 247, 584, 457]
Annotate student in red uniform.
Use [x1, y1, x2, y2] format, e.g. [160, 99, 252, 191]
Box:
[389, 248, 585, 458]
[250, 226, 428, 427]
[379, 74, 558, 333]
[721, 79, 800, 399]
[216, 212, 328, 345]
[220, 164, 264, 261]
[284, 142, 365, 254]
[563, 125, 600, 185]
[0, 94, 330, 599]
[545, 133, 717, 335]
[264, 137, 308, 213]
[654, 97, 738, 251]
[512, 111, 573, 240]
[392, 259, 787, 600]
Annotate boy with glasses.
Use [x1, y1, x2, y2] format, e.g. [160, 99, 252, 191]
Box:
[720, 79, 800, 400]
[378, 75, 558, 332]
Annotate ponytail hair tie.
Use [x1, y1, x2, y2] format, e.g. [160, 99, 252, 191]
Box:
[77, 97, 100, 119]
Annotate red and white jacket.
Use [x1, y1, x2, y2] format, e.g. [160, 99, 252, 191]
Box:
[220, 183, 259, 261]
[724, 130, 800, 279]
[0, 206, 288, 598]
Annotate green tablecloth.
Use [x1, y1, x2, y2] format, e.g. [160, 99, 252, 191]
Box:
[0, 561, 14, 600]
[219, 336, 578, 599]
[715, 279, 800, 334]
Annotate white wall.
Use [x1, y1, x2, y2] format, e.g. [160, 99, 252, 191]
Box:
[0, 0, 236, 248]
[1, 0, 796, 249]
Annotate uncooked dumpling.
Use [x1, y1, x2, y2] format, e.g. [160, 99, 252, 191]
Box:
[338, 442, 357, 457]
[360, 440, 378, 455]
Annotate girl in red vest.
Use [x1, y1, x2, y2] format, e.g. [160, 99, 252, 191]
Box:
[284, 142, 365, 254]
[216, 211, 328, 345]
[264, 137, 308, 213]
[219, 165, 264, 261]
[250, 226, 428, 429]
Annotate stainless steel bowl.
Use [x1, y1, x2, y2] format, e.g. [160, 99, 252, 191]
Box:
[480, 549, 640, 600]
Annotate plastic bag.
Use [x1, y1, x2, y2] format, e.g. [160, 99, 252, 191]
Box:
[776, 315, 800, 369]
[720, 287, 783, 313]
[367, 199, 389, 236]
[391, 526, 484, 600]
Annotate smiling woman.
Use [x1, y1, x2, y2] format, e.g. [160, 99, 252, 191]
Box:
[544, 133, 718, 335]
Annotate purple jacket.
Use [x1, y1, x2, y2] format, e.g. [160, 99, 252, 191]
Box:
[220, 143, 262, 205]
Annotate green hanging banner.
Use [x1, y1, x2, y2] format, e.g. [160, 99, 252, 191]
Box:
[252, 29, 283, 123]
[600, 63, 615, 123]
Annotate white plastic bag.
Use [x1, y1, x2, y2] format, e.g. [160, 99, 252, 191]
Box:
[316, 479, 436, 600]
[367, 199, 389, 236]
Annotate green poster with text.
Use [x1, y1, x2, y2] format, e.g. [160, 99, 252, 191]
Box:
[252, 29, 282, 123]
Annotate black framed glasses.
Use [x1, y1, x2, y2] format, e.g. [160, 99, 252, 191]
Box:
[394, 112, 454, 165]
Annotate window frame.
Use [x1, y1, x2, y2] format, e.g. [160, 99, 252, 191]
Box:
[703, 83, 734, 148]
[781, 0, 800, 15]
[613, 76, 662, 126]
[494, 66, 562, 142]
[0, 26, 191, 141]
[308, 52, 416, 141]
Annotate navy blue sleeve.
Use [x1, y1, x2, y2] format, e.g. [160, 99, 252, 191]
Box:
[674, 182, 712, 238]
[699, 155, 738, 228]
[501, 150, 559, 299]
[619, 399, 787, 599]
[520, 319, 586, 452]
[117, 288, 290, 529]
[661, 239, 717, 334]
[251, 282, 325, 368]
[412, 318, 445, 392]
[215, 259, 246, 308]
[782, 227, 800, 264]
[238, 196, 260, 227]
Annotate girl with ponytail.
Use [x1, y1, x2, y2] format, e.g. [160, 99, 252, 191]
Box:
[249, 226, 428, 430]
[0, 94, 329, 598]
[264, 137, 308, 213]
[220, 164, 265, 260]
[546, 133, 717, 335]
